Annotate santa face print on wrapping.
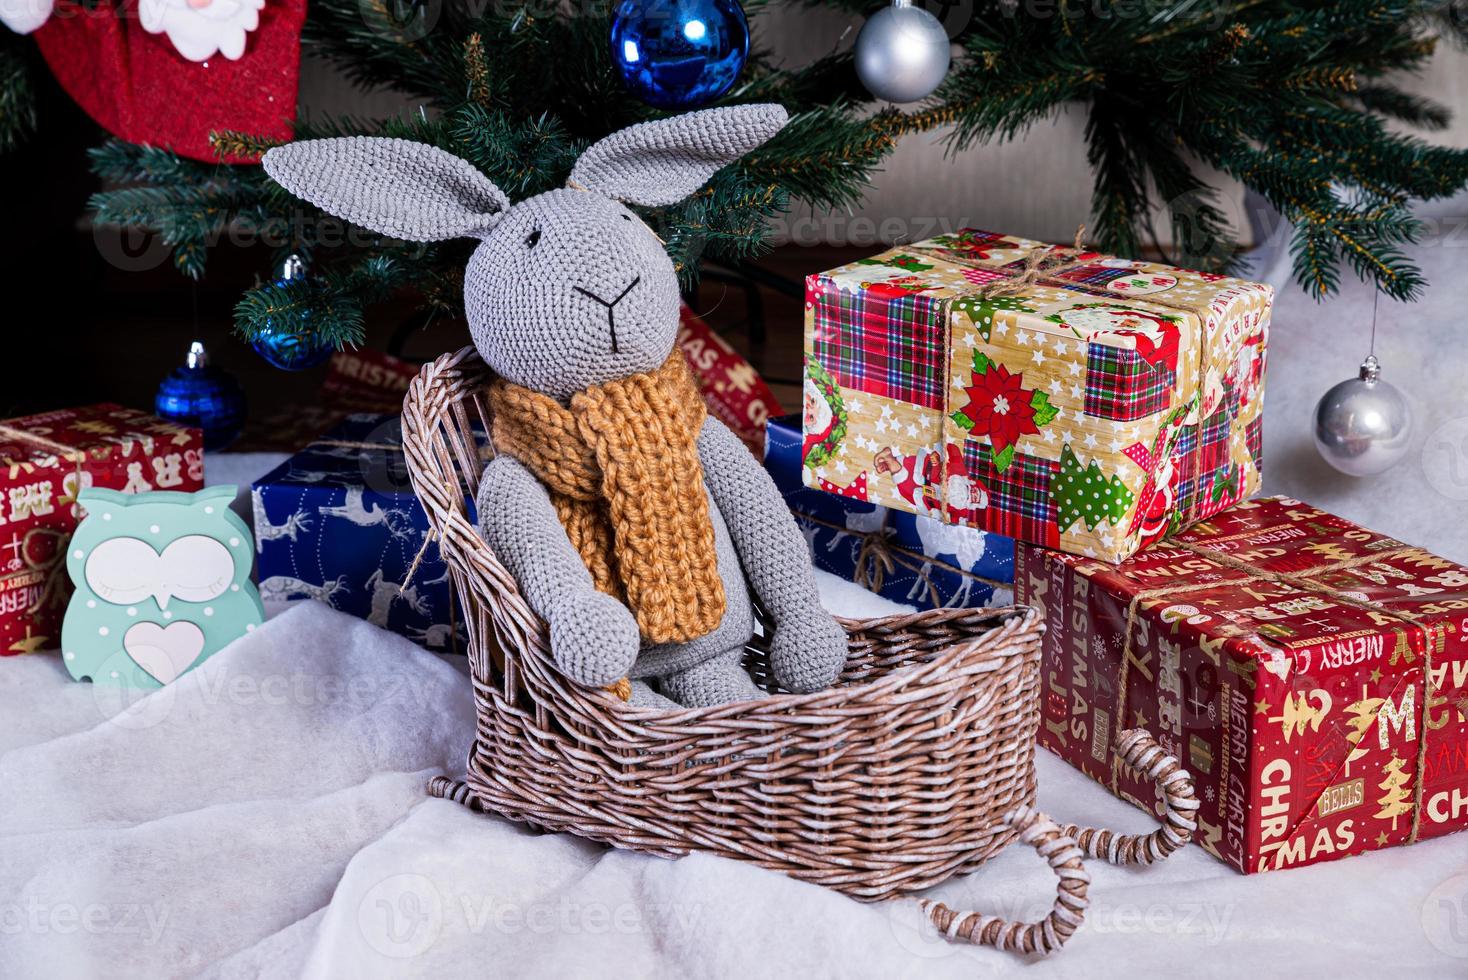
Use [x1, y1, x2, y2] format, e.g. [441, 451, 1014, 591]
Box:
[873, 443, 988, 525]
[804, 378, 832, 441]
[1122, 405, 1191, 548]
[1049, 303, 1183, 374]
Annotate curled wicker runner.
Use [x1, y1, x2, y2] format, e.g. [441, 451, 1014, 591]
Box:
[403, 348, 1198, 957]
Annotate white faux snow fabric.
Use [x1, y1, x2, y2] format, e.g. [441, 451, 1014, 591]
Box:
[1253, 192, 1468, 565]
[3, 597, 1464, 978]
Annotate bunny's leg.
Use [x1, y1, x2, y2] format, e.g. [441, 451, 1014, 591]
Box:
[628, 680, 679, 710]
[659, 647, 763, 707]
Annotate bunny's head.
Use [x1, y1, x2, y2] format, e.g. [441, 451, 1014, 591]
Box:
[262, 106, 787, 399]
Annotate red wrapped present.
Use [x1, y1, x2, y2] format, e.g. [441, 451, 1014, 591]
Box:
[1017, 496, 1468, 873]
[677, 305, 784, 455]
[0, 405, 203, 655]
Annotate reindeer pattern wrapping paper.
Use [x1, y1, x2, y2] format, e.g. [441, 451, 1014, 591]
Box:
[250, 414, 471, 651]
[802, 229, 1272, 562]
[1018, 496, 1468, 873]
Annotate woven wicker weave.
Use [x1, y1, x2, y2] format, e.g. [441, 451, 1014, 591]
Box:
[403, 347, 1198, 956]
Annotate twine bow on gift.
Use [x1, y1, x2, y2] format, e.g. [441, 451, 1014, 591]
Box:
[973, 225, 1090, 301]
[1108, 538, 1454, 852]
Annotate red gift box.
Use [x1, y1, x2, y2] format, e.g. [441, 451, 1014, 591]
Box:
[0, 405, 203, 655]
[1017, 496, 1468, 873]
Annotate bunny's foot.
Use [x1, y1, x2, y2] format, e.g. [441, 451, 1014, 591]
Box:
[627, 680, 680, 710]
[659, 647, 763, 707]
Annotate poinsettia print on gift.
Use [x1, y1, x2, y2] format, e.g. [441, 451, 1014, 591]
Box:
[803, 228, 1272, 562]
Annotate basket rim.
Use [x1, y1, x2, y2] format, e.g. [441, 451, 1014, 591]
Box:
[401, 346, 1042, 723]
[487, 604, 1043, 728]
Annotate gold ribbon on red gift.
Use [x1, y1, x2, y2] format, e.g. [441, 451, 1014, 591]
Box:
[1110, 539, 1450, 846]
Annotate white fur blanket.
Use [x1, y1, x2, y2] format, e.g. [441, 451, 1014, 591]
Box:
[2, 592, 1461, 978]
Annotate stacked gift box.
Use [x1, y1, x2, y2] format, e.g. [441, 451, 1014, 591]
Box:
[801, 228, 1270, 562]
[251, 413, 476, 651]
[787, 226, 1468, 871]
[1018, 498, 1468, 872]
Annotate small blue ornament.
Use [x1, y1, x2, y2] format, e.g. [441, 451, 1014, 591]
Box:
[155, 341, 247, 451]
[252, 254, 333, 371]
[611, 0, 749, 109]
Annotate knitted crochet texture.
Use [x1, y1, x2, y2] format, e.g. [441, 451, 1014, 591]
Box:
[486, 352, 727, 645]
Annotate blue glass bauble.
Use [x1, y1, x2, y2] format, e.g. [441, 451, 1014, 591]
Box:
[251, 327, 333, 372]
[155, 342, 247, 451]
[611, 0, 749, 109]
[253, 253, 333, 371]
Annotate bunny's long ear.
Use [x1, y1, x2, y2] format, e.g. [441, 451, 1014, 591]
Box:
[569, 105, 788, 207]
[262, 137, 510, 241]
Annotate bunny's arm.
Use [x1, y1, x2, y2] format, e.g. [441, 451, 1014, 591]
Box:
[476, 456, 640, 686]
[696, 417, 847, 692]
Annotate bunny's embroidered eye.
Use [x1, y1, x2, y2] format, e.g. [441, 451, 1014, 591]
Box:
[525, 228, 541, 249]
[621, 213, 633, 221]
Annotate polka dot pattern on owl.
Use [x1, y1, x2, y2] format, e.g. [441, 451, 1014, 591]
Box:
[61, 486, 265, 688]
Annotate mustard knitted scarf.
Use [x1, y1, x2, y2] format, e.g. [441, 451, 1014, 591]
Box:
[485, 352, 727, 645]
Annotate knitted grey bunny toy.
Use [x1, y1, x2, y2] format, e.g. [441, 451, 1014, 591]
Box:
[263, 106, 848, 708]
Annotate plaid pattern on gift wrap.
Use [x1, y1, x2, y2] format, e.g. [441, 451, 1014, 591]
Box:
[1172, 400, 1233, 514]
[810, 284, 946, 410]
[962, 440, 1060, 547]
[1083, 344, 1175, 421]
[1246, 416, 1263, 469]
[1053, 264, 1138, 289]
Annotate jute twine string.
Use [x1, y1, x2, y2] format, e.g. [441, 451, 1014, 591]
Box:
[1111, 539, 1440, 843]
[795, 511, 1011, 608]
[0, 425, 88, 464]
[973, 226, 1090, 301]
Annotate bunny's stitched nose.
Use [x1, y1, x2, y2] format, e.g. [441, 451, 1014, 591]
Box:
[573, 277, 640, 354]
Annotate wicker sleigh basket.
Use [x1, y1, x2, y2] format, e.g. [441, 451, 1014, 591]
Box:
[403, 347, 1199, 956]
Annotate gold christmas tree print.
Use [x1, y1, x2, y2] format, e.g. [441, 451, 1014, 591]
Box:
[1268, 690, 1331, 743]
[1375, 755, 1413, 832]
[1343, 688, 1386, 777]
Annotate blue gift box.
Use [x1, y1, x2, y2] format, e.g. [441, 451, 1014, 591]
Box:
[765, 414, 1015, 610]
[251, 413, 473, 651]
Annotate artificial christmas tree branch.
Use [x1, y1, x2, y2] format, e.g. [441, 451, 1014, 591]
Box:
[51, 0, 1468, 349]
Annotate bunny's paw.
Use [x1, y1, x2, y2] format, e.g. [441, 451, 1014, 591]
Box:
[769, 611, 849, 694]
[549, 590, 642, 687]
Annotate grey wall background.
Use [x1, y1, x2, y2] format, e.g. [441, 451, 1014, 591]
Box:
[297, 13, 1468, 248]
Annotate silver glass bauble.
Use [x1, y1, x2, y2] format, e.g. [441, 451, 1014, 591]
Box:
[853, 0, 950, 104]
[1312, 355, 1413, 476]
